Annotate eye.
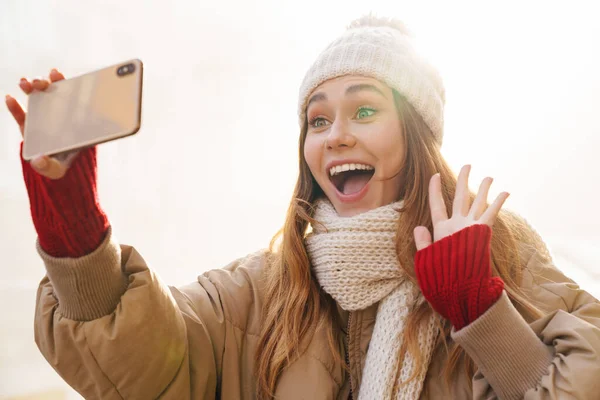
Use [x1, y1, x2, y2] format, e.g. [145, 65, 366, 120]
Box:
[355, 107, 377, 120]
[309, 117, 330, 128]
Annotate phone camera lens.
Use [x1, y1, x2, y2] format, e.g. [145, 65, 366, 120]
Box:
[117, 63, 135, 77]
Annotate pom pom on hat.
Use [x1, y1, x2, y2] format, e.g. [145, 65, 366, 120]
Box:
[347, 14, 412, 36]
[298, 15, 446, 145]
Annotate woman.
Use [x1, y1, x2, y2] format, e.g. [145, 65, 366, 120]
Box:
[5, 16, 600, 400]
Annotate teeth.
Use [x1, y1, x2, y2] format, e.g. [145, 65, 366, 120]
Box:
[329, 163, 374, 176]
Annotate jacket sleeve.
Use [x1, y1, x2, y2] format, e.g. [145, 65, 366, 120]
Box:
[453, 246, 600, 400]
[34, 227, 238, 399]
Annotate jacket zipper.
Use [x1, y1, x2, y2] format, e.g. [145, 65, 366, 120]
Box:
[345, 312, 353, 400]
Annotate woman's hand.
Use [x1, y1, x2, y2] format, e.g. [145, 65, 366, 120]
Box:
[5, 68, 78, 179]
[413, 165, 508, 330]
[5, 68, 108, 258]
[414, 165, 510, 251]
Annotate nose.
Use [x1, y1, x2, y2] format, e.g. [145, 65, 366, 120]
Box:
[326, 119, 356, 150]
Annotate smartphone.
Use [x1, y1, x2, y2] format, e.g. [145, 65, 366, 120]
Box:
[22, 59, 143, 160]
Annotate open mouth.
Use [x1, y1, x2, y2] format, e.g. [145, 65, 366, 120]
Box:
[329, 163, 375, 195]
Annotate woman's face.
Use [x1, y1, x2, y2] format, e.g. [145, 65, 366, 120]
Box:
[304, 76, 405, 217]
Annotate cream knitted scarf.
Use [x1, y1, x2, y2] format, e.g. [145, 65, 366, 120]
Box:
[306, 200, 439, 399]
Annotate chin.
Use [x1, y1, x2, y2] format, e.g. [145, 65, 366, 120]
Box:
[336, 206, 372, 217]
[328, 195, 383, 217]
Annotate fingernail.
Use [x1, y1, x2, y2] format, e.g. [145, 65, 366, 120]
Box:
[20, 77, 27, 82]
[5, 94, 10, 101]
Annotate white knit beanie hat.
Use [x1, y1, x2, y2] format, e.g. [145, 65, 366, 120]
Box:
[298, 16, 446, 145]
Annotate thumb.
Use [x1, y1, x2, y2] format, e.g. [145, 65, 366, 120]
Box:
[414, 226, 433, 251]
[31, 156, 69, 180]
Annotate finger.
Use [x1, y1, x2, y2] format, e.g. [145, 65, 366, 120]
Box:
[414, 226, 433, 251]
[429, 173, 448, 225]
[480, 192, 510, 226]
[32, 78, 50, 91]
[31, 156, 68, 180]
[470, 177, 493, 220]
[453, 164, 472, 217]
[19, 78, 34, 94]
[49, 68, 65, 82]
[5, 95, 26, 136]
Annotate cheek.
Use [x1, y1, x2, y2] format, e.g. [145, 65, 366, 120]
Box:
[384, 138, 405, 169]
[303, 135, 323, 177]
[374, 123, 405, 174]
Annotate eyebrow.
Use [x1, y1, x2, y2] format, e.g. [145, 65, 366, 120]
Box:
[306, 83, 388, 109]
[345, 83, 387, 99]
[306, 92, 327, 109]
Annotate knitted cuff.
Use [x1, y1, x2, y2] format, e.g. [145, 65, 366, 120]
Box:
[20, 143, 109, 258]
[415, 224, 504, 330]
[37, 226, 128, 321]
[452, 292, 553, 399]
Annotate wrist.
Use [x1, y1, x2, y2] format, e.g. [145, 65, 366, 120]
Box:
[20, 144, 109, 258]
[415, 224, 504, 329]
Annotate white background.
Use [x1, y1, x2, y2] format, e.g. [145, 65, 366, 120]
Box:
[1, 0, 599, 398]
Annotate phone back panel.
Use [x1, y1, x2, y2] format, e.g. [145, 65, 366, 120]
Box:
[22, 59, 143, 160]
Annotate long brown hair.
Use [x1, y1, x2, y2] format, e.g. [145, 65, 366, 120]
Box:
[255, 89, 550, 398]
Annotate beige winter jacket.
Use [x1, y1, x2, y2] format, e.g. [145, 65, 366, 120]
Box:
[34, 227, 600, 399]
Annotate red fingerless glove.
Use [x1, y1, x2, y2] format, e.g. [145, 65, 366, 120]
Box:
[414, 224, 504, 330]
[20, 143, 109, 258]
